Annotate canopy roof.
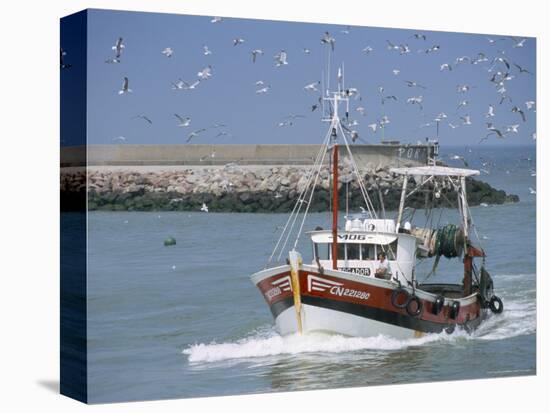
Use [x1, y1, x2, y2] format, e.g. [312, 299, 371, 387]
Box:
[390, 165, 480, 177]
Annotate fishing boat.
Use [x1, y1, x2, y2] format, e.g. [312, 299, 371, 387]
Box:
[250, 68, 504, 339]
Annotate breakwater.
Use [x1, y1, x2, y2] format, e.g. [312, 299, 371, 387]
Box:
[61, 165, 519, 212]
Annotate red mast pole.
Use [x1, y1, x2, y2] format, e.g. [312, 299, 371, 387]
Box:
[332, 144, 339, 270]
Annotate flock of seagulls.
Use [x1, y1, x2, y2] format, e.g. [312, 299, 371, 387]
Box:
[61, 16, 535, 165]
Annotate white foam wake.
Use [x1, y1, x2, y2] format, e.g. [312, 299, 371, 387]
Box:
[183, 328, 459, 363]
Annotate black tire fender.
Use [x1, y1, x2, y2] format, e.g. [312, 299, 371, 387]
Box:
[391, 287, 410, 309]
[432, 295, 445, 315]
[406, 295, 423, 317]
[449, 301, 460, 320]
[489, 295, 504, 314]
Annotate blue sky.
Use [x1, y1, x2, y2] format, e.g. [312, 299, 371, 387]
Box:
[78, 9, 536, 146]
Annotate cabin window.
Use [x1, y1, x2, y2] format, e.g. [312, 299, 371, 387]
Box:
[361, 244, 376, 260]
[386, 240, 398, 260]
[347, 244, 360, 260]
[315, 243, 330, 260]
[337, 243, 346, 260]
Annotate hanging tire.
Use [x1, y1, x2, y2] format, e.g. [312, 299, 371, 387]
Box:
[489, 296, 503, 314]
[406, 295, 423, 317]
[449, 301, 460, 320]
[391, 288, 410, 309]
[432, 295, 445, 315]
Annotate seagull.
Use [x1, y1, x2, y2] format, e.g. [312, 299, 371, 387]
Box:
[411, 33, 427, 41]
[486, 105, 495, 118]
[472, 53, 489, 65]
[367, 123, 378, 132]
[449, 154, 469, 167]
[492, 56, 510, 70]
[448, 123, 459, 129]
[512, 38, 526, 48]
[211, 17, 222, 23]
[525, 101, 536, 110]
[399, 44, 411, 55]
[105, 57, 120, 64]
[200, 203, 209, 212]
[187, 128, 207, 142]
[118, 77, 132, 94]
[303, 48, 311, 54]
[457, 84, 474, 93]
[381, 95, 398, 105]
[455, 56, 471, 65]
[505, 124, 520, 133]
[440, 63, 452, 71]
[379, 115, 390, 126]
[304, 81, 320, 92]
[203, 45, 212, 56]
[425, 45, 440, 53]
[404, 80, 427, 89]
[435, 112, 448, 121]
[161, 47, 173, 57]
[362, 46, 374, 54]
[456, 100, 469, 110]
[340, 26, 351, 35]
[386, 40, 400, 51]
[528, 187, 536, 195]
[233, 38, 245, 46]
[197, 65, 213, 80]
[356, 106, 366, 116]
[321, 31, 336, 51]
[460, 115, 472, 125]
[513, 62, 533, 75]
[112, 37, 125, 56]
[406, 96, 423, 110]
[274, 50, 288, 67]
[112, 136, 126, 142]
[255, 85, 271, 94]
[511, 106, 526, 122]
[60, 49, 72, 69]
[172, 79, 200, 90]
[174, 114, 191, 127]
[392, 69, 401, 75]
[132, 114, 152, 124]
[255, 80, 265, 86]
[251, 49, 264, 63]
[485, 123, 505, 138]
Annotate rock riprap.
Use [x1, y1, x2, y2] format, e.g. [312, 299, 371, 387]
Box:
[60, 165, 519, 212]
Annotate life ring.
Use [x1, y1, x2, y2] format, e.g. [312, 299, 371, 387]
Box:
[406, 295, 423, 317]
[391, 288, 410, 309]
[489, 296, 503, 314]
[432, 295, 445, 315]
[449, 301, 460, 320]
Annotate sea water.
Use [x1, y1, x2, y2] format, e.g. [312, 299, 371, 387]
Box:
[78, 146, 536, 403]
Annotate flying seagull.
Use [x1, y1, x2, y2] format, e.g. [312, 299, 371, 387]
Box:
[362, 46, 374, 55]
[186, 128, 207, 142]
[411, 33, 427, 41]
[304, 81, 320, 92]
[321, 32, 336, 51]
[460, 115, 472, 125]
[513, 62, 533, 75]
[174, 114, 191, 127]
[112, 37, 125, 57]
[200, 203, 209, 212]
[118, 77, 132, 94]
[255, 85, 271, 94]
[404, 80, 427, 89]
[440, 63, 452, 71]
[211, 17, 222, 23]
[505, 124, 520, 133]
[203, 45, 212, 56]
[197, 66, 213, 80]
[132, 114, 152, 124]
[511, 106, 526, 122]
[425, 45, 440, 53]
[233, 38, 245, 46]
[486, 105, 495, 118]
[274, 50, 288, 67]
[251, 49, 264, 63]
[525, 101, 536, 110]
[406, 96, 423, 110]
[161, 47, 173, 57]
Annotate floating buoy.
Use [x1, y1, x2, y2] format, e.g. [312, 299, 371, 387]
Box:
[164, 237, 177, 246]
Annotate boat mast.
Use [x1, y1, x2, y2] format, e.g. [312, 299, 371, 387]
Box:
[332, 142, 339, 269]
